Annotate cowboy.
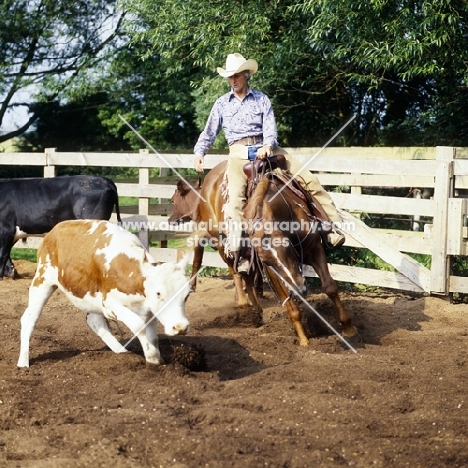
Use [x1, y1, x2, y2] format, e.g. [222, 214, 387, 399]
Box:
[194, 53, 345, 272]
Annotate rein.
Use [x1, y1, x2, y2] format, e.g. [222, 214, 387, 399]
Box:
[247, 166, 315, 276]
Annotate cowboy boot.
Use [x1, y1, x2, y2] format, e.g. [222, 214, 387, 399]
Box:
[321, 221, 346, 248]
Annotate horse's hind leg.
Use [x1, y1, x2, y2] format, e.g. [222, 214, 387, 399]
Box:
[308, 246, 357, 337]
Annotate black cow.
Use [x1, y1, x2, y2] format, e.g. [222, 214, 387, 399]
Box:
[0, 175, 121, 279]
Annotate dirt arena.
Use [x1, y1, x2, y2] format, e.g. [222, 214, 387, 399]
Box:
[1, 259, 468, 468]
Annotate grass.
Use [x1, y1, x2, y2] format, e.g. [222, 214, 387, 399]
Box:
[11, 248, 37, 262]
[119, 196, 162, 206]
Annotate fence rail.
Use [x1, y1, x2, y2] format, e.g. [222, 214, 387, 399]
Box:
[3, 146, 468, 296]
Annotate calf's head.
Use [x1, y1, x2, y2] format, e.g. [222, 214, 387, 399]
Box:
[145, 255, 191, 335]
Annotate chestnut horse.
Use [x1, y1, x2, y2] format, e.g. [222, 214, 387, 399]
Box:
[170, 161, 357, 345]
[243, 170, 357, 345]
[169, 161, 262, 313]
[168, 178, 205, 290]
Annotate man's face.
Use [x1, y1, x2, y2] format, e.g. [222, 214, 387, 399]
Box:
[228, 72, 248, 93]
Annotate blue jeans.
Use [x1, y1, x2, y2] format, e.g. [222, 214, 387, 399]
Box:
[248, 143, 263, 161]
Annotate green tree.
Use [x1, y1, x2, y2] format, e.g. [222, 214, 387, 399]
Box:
[5, 0, 468, 152]
[121, 0, 468, 147]
[0, 0, 124, 144]
[98, 42, 200, 151]
[16, 93, 131, 152]
[298, 0, 468, 145]
[121, 0, 356, 147]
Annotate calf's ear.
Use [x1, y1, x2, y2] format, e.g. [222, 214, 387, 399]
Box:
[145, 251, 158, 264]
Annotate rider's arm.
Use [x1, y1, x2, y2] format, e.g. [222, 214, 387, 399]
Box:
[261, 95, 278, 150]
[194, 99, 223, 159]
[194, 100, 223, 172]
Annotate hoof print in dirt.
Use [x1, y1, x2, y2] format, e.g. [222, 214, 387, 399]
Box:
[198, 308, 264, 330]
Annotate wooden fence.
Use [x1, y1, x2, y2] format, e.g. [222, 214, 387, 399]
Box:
[2, 146, 468, 296]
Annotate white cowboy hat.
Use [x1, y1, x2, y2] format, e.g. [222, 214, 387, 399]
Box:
[217, 53, 258, 78]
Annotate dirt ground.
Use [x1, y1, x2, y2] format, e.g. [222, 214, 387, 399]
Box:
[1, 260, 468, 468]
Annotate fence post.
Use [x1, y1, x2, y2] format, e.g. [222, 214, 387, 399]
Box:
[159, 166, 168, 248]
[350, 178, 362, 220]
[138, 149, 150, 248]
[430, 146, 455, 294]
[44, 148, 56, 177]
[412, 188, 422, 231]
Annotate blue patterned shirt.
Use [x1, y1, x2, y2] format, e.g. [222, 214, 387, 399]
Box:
[194, 87, 278, 156]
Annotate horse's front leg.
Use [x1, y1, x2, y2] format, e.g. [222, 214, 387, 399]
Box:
[308, 246, 357, 338]
[285, 300, 309, 346]
[190, 243, 204, 291]
[218, 240, 251, 308]
[265, 266, 309, 346]
[188, 230, 210, 291]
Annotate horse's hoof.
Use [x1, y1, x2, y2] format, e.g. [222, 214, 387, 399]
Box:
[343, 325, 358, 338]
[255, 317, 266, 328]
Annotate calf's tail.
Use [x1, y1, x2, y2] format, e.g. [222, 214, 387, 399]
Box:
[114, 191, 122, 224]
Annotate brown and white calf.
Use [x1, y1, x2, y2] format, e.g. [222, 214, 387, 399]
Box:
[17, 220, 191, 367]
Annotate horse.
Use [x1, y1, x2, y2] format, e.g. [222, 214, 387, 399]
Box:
[243, 165, 357, 345]
[168, 178, 205, 291]
[169, 162, 262, 315]
[170, 159, 357, 345]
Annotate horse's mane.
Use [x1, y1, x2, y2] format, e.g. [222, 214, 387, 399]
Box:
[244, 176, 270, 220]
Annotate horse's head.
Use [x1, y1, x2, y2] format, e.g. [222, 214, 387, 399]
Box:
[169, 178, 202, 224]
[254, 226, 307, 296]
[245, 177, 307, 296]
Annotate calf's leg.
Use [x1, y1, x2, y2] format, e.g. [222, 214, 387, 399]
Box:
[0, 242, 14, 279]
[144, 314, 159, 349]
[86, 313, 128, 353]
[17, 283, 57, 367]
[4, 257, 16, 279]
[105, 302, 162, 364]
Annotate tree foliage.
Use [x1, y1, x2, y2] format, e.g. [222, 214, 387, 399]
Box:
[17, 93, 131, 153]
[300, 0, 468, 81]
[98, 42, 200, 151]
[121, 0, 468, 147]
[3, 0, 468, 151]
[298, 0, 468, 145]
[121, 0, 355, 147]
[0, 0, 124, 144]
